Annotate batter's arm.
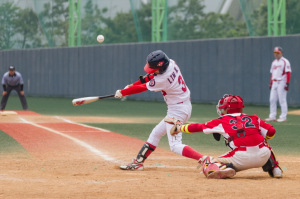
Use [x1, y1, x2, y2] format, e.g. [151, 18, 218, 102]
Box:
[131, 74, 155, 86]
[121, 84, 148, 96]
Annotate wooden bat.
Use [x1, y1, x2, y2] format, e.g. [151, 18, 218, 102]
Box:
[72, 94, 115, 106]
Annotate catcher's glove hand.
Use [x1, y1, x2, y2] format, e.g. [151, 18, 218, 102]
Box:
[164, 118, 182, 136]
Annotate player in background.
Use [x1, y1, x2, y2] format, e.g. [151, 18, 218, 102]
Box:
[265, 47, 291, 122]
[165, 94, 282, 179]
[114, 50, 203, 170]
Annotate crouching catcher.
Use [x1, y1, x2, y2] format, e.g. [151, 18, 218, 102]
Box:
[165, 94, 283, 179]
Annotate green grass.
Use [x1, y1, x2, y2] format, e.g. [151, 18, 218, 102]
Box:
[4, 96, 300, 155]
[0, 129, 30, 155]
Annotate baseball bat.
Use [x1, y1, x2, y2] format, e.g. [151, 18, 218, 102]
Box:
[72, 94, 114, 106]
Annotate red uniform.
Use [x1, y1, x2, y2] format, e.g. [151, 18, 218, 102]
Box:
[201, 113, 272, 149]
[183, 113, 275, 172]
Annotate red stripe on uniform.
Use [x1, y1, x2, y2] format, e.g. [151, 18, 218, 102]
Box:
[282, 59, 286, 76]
[218, 149, 238, 158]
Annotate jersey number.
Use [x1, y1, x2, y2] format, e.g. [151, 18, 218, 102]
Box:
[230, 116, 255, 130]
[178, 76, 187, 92]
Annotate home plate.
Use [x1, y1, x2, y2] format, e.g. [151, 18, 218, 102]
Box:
[0, 111, 18, 116]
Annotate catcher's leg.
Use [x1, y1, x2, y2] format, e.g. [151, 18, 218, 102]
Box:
[201, 156, 236, 179]
[262, 149, 283, 178]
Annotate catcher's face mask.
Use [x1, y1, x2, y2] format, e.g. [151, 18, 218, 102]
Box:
[217, 94, 245, 116]
[216, 94, 230, 116]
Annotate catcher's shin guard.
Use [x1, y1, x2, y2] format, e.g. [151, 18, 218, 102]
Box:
[262, 149, 283, 178]
[136, 142, 156, 163]
[201, 157, 236, 179]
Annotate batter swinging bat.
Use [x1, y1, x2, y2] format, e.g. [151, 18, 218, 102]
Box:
[72, 94, 114, 106]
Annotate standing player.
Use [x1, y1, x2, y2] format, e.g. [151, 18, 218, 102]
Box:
[165, 94, 282, 179]
[265, 47, 291, 122]
[114, 50, 203, 170]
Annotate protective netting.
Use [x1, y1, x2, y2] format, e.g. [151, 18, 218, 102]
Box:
[239, 0, 267, 36]
[0, 0, 299, 50]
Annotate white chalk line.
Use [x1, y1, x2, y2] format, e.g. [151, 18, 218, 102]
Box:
[60, 131, 100, 132]
[55, 116, 110, 132]
[19, 117, 119, 164]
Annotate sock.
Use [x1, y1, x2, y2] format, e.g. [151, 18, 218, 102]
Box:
[182, 146, 203, 161]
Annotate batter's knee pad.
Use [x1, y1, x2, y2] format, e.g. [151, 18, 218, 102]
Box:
[262, 149, 282, 177]
[136, 142, 156, 163]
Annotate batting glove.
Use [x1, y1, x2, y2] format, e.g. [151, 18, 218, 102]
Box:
[114, 90, 123, 99]
[269, 83, 272, 90]
[284, 83, 289, 91]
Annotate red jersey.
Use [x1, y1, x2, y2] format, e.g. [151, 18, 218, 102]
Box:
[202, 113, 272, 149]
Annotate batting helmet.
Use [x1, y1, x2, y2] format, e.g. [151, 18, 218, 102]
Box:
[144, 50, 170, 74]
[216, 94, 244, 116]
[273, 46, 283, 53]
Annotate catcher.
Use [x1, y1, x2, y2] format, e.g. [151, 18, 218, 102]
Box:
[165, 94, 283, 179]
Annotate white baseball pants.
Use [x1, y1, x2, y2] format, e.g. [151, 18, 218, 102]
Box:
[215, 144, 271, 172]
[147, 100, 192, 155]
[269, 80, 288, 120]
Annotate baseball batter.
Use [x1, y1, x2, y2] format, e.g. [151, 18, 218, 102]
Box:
[265, 47, 291, 122]
[166, 94, 282, 179]
[114, 50, 202, 170]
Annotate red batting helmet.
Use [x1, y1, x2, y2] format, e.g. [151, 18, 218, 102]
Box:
[216, 94, 244, 116]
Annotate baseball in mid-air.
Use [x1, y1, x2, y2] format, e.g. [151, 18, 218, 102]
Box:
[97, 35, 104, 43]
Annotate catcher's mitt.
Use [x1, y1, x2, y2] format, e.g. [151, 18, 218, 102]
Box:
[164, 118, 182, 136]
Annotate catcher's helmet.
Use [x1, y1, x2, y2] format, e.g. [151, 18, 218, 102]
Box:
[216, 94, 244, 116]
[144, 50, 170, 74]
[273, 46, 283, 53]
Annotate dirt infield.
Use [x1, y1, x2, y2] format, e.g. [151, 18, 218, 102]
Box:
[0, 112, 300, 198]
[288, 109, 300, 115]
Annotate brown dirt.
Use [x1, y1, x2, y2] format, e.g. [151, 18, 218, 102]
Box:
[0, 113, 299, 198]
[0, 115, 161, 124]
[288, 109, 300, 115]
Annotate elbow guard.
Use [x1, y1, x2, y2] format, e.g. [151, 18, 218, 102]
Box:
[139, 75, 146, 84]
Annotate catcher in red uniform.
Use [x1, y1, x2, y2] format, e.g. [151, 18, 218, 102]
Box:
[165, 94, 282, 179]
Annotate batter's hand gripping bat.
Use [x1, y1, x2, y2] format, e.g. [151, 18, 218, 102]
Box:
[72, 94, 114, 106]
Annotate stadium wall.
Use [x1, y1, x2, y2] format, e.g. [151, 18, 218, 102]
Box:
[0, 35, 299, 106]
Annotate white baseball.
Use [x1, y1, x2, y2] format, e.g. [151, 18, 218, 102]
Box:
[97, 35, 104, 43]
